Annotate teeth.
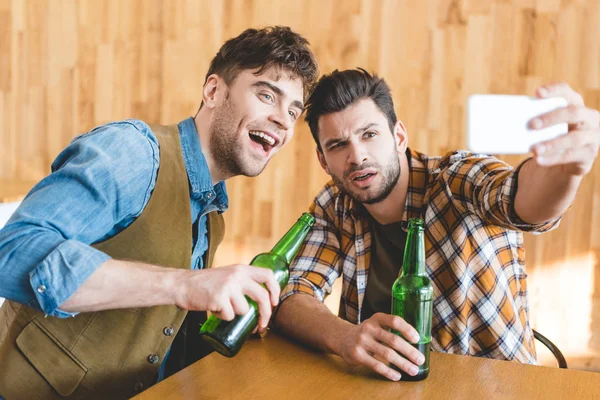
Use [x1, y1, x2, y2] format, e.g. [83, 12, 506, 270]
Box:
[249, 130, 275, 146]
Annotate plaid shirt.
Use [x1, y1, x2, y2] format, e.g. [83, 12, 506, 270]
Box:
[282, 148, 560, 363]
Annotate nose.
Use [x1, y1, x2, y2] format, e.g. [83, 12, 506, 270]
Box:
[347, 141, 368, 166]
[269, 104, 293, 132]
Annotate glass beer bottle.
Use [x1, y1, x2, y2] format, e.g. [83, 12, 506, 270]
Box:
[391, 218, 433, 381]
[200, 213, 315, 357]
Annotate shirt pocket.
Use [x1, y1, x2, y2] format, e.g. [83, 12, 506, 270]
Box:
[16, 319, 88, 397]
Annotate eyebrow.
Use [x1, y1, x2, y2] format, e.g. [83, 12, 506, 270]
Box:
[323, 122, 380, 149]
[354, 122, 379, 135]
[252, 81, 304, 110]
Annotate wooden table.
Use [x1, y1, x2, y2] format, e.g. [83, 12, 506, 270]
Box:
[135, 333, 600, 400]
[0, 179, 37, 203]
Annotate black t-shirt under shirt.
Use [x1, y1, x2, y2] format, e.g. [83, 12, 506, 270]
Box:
[361, 212, 407, 321]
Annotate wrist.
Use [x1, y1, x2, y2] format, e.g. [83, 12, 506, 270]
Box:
[326, 318, 354, 356]
[156, 267, 191, 308]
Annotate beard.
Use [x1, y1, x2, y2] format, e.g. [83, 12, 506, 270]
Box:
[209, 92, 268, 178]
[331, 150, 401, 205]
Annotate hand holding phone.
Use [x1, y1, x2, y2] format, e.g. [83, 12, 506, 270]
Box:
[467, 94, 568, 154]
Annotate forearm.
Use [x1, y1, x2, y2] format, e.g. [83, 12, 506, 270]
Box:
[60, 258, 187, 313]
[273, 293, 353, 355]
[514, 159, 583, 224]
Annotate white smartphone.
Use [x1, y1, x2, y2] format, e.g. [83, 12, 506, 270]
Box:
[467, 94, 568, 154]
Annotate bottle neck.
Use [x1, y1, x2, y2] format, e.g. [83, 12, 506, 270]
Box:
[271, 213, 315, 264]
[401, 219, 426, 276]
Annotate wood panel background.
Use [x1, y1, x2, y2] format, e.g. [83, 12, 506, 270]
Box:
[1, 0, 599, 371]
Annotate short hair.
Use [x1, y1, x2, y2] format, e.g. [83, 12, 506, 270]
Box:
[305, 68, 397, 151]
[205, 26, 318, 102]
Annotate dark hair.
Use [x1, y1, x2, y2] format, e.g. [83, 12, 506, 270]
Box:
[305, 68, 397, 151]
[204, 26, 318, 101]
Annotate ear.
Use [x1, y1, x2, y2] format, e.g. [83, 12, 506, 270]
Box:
[202, 74, 221, 109]
[393, 120, 408, 153]
[316, 148, 331, 175]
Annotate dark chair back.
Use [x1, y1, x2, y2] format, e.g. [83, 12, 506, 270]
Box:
[533, 329, 567, 369]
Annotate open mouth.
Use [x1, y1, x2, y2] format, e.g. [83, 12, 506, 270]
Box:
[249, 130, 277, 155]
[348, 169, 378, 187]
[352, 173, 375, 181]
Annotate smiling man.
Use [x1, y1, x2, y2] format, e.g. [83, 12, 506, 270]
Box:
[0, 27, 317, 399]
[274, 69, 600, 381]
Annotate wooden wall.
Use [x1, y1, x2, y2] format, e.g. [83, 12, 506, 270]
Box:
[1, 0, 599, 370]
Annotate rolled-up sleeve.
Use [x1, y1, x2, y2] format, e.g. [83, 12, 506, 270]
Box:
[281, 189, 343, 304]
[0, 121, 159, 317]
[29, 240, 111, 317]
[442, 152, 561, 232]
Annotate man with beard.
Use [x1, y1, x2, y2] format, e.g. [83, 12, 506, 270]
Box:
[0, 27, 318, 399]
[273, 69, 600, 381]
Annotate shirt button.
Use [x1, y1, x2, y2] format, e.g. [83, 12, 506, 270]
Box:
[37, 285, 46, 294]
[147, 354, 160, 364]
[133, 382, 144, 392]
[163, 326, 174, 336]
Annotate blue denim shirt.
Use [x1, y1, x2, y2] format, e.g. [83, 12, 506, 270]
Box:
[0, 117, 228, 318]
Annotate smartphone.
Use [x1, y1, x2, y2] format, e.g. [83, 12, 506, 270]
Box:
[467, 94, 568, 154]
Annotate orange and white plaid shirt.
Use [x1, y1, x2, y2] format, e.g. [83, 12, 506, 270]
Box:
[281, 148, 560, 363]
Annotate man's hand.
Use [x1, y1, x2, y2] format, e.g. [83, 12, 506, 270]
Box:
[336, 313, 425, 381]
[176, 265, 280, 334]
[530, 82, 600, 176]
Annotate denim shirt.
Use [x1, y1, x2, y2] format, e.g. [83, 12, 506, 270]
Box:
[0, 117, 228, 318]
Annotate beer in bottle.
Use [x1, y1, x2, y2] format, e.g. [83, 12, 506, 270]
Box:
[200, 213, 315, 357]
[391, 218, 433, 381]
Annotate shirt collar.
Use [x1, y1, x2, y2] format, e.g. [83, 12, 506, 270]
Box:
[177, 117, 228, 211]
[402, 147, 428, 224]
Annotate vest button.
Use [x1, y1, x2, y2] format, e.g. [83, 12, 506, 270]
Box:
[163, 326, 174, 336]
[36, 285, 46, 294]
[133, 382, 144, 392]
[147, 354, 160, 364]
